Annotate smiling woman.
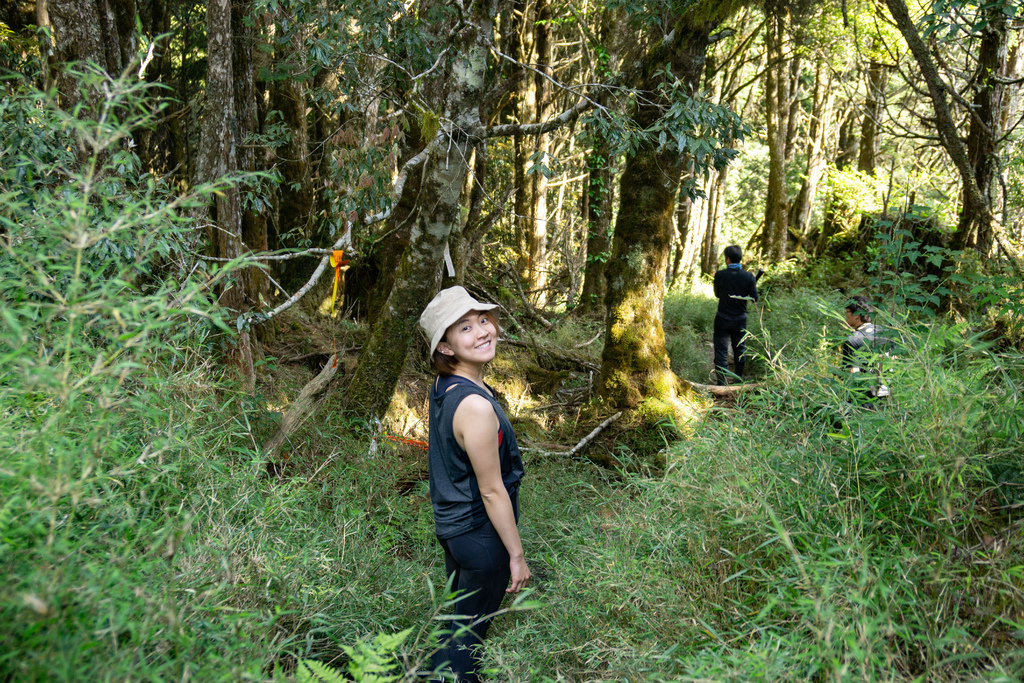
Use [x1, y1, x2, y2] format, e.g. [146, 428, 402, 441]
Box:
[417, 286, 529, 683]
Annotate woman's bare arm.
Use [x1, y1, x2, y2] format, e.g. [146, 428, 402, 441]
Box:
[453, 394, 531, 593]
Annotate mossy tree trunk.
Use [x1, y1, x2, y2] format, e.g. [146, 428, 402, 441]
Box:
[601, 148, 683, 407]
[600, 10, 730, 408]
[344, 1, 492, 418]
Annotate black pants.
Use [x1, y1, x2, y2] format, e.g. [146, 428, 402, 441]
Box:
[713, 321, 747, 384]
[433, 519, 510, 683]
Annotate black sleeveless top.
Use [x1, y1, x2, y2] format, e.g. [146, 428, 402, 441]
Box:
[428, 374, 525, 539]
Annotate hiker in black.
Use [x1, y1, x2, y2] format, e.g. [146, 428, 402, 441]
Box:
[418, 286, 529, 683]
[713, 245, 759, 384]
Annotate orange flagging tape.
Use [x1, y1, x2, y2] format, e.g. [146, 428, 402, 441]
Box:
[382, 434, 429, 451]
[329, 250, 348, 368]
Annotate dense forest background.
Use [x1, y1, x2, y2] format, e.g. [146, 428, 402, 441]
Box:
[2, 0, 1024, 680]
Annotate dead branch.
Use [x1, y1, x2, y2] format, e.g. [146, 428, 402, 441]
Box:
[262, 353, 342, 462]
[567, 411, 622, 458]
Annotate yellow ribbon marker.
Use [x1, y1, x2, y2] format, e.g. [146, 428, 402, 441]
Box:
[329, 250, 348, 368]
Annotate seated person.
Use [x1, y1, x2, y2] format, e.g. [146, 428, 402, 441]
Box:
[841, 295, 893, 399]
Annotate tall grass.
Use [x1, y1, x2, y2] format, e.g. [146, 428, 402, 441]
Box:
[481, 292, 1024, 682]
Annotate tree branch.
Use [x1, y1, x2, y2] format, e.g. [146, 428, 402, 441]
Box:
[881, 0, 987, 216]
[262, 352, 342, 464]
[241, 141, 431, 326]
[566, 411, 622, 458]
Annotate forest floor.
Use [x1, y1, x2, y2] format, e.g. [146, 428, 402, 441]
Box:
[9, 270, 1024, 682]
[236, 278, 1024, 681]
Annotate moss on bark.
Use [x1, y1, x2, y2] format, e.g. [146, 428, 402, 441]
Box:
[599, 12, 725, 410]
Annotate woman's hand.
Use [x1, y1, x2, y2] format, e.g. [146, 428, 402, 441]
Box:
[508, 556, 531, 593]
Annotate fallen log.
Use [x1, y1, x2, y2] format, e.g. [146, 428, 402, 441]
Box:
[263, 354, 341, 466]
[686, 380, 761, 397]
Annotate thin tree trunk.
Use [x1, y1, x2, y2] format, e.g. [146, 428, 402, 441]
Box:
[857, 53, 887, 175]
[270, 18, 314, 253]
[952, 5, 1010, 254]
[233, 0, 269, 330]
[702, 164, 729, 272]
[818, 105, 858, 255]
[679, 189, 703, 284]
[526, 0, 552, 306]
[881, 0, 988, 249]
[761, 0, 788, 262]
[790, 60, 834, 241]
[578, 9, 621, 313]
[784, 52, 801, 162]
[511, 0, 536, 283]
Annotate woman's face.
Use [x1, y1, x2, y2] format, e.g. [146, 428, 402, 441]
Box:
[437, 311, 497, 366]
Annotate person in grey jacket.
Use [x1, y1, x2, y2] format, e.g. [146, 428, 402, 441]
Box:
[841, 295, 892, 399]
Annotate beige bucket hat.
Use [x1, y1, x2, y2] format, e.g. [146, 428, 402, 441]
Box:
[419, 286, 498, 354]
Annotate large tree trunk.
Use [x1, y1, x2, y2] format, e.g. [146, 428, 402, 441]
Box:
[761, 0, 788, 262]
[344, 3, 492, 418]
[601, 150, 683, 407]
[196, 0, 253, 388]
[600, 14, 722, 408]
[951, 5, 1011, 254]
[790, 60, 834, 242]
[47, 0, 137, 110]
